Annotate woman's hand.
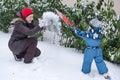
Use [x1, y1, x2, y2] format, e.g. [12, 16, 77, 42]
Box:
[38, 18, 45, 28]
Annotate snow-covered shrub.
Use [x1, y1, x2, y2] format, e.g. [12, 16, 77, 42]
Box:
[97, 0, 120, 64]
[0, 0, 65, 40]
[0, 0, 27, 32]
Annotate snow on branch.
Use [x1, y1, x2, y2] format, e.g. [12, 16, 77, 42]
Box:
[39, 11, 61, 35]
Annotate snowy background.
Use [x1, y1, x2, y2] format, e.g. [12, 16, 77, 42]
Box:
[0, 30, 120, 80]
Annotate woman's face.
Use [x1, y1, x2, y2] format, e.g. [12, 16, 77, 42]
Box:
[25, 14, 34, 23]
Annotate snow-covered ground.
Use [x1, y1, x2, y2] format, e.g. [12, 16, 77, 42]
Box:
[0, 31, 120, 80]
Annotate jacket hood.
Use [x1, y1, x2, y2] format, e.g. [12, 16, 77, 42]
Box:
[10, 12, 25, 24]
[16, 11, 22, 18]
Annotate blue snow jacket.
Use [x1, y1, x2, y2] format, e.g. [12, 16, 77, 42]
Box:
[73, 27, 102, 47]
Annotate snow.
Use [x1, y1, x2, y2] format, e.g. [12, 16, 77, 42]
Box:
[39, 11, 61, 35]
[0, 31, 120, 80]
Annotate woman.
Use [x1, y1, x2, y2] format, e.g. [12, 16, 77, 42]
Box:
[8, 7, 44, 63]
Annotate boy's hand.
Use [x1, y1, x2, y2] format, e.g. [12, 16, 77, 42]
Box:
[70, 25, 77, 30]
[74, 28, 80, 34]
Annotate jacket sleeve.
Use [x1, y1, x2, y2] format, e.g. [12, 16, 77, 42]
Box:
[15, 21, 43, 36]
[71, 26, 102, 40]
[71, 26, 86, 40]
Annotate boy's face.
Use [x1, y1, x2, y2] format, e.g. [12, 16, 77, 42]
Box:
[25, 14, 34, 23]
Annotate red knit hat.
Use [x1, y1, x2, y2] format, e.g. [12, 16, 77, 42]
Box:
[21, 7, 33, 19]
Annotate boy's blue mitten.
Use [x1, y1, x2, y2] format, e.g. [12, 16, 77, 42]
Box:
[70, 25, 81, 35]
